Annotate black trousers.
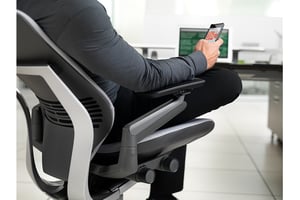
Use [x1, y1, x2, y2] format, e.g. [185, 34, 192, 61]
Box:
[108, 67, 242, 195]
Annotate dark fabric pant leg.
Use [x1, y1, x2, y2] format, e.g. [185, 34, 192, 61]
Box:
[149, 67, 242, 196]
[165, 67, 242, 127]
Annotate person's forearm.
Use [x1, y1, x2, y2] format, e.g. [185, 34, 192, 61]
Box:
[139, 52, 207, 92]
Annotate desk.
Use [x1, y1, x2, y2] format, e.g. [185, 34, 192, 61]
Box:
[215, 62, 282, 81]
[216, 62, 283, 142]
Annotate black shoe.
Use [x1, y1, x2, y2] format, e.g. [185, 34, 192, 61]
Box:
[146, 194, 178, 200]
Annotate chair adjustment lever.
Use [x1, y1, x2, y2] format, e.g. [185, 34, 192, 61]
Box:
[127, 168, 156, 184]
[158, 157, 179, 173]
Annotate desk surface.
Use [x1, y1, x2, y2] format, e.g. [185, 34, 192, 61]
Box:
[215, 62, 282, 81]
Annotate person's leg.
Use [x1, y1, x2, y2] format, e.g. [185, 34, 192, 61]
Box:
[147, 67, 242, 199]
[109, 67, 242, 199]
[166, 67, 242, 127]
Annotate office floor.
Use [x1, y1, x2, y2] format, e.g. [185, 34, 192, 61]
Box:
[17, 89, 282, 200]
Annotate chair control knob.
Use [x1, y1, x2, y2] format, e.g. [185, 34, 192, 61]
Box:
[129, 168, 156, 184]
[160, 157, 179, 173]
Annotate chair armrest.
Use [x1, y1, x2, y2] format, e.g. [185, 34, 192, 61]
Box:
[137, 78, 205, 98]
[92, 79, 206, 178]
[93, 96, 187, 178]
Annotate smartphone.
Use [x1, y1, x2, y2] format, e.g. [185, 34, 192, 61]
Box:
[205, 23, 224, 42]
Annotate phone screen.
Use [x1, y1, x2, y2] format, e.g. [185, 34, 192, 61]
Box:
[205, 23, 224, 42]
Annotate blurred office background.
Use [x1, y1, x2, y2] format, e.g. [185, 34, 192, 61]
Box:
[17, 0, 283, 199]
[106, 0, 282, 95]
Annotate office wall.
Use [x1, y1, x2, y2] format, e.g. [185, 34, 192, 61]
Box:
[113, 0, 146, 43]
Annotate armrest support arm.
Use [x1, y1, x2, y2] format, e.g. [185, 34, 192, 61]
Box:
[95, 96, 187, 178]
[122, 95, 186, 145]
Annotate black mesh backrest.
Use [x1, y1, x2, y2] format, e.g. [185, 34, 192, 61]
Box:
[17, 10, 115, 179]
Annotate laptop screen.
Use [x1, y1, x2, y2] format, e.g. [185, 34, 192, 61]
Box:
[179, 28, 230, 62]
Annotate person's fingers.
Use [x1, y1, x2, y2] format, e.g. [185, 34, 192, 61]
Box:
[194, 39, 204, 51]
[199, 39, 205, 49]
[216, 38, 224, 46]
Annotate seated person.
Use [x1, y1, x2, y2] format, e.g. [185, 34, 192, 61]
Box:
[17, 0, 242, 199]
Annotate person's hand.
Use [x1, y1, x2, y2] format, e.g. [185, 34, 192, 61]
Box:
[194, 38, 223, 70]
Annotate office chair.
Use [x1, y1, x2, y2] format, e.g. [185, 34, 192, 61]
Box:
[17, 10, 214, 200]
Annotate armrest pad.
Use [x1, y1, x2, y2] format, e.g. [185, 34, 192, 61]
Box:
[137, 78, 205, 98]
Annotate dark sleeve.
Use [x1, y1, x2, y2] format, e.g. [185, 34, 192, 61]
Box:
[57, 4, 207, 92]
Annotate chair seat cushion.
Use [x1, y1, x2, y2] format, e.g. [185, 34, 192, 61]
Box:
[94, 118, 214, 164]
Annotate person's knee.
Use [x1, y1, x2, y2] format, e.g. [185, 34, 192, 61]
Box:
[220, 68, 242, 103]
[204, 67, 242, 105]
